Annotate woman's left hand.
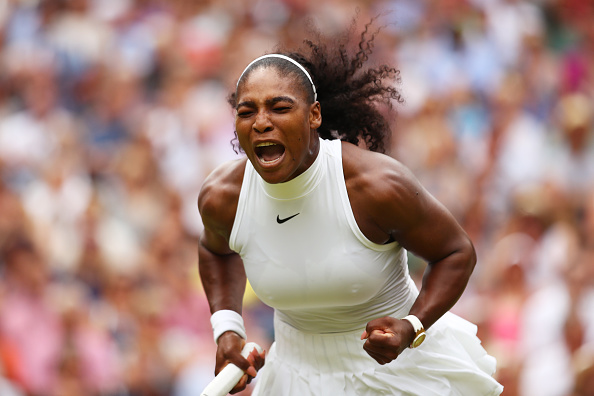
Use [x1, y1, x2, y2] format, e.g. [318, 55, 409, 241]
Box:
[360, 316, 416, 365]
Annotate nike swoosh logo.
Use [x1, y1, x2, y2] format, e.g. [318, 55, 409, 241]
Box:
[276, 213, 300, 224]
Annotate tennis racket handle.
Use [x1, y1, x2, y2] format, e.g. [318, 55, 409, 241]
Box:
[200, 342, 263, 396]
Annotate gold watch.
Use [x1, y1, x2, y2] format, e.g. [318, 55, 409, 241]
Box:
[402, 315, 426, 348]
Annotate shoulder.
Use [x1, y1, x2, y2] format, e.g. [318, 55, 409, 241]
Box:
[341, 141, 431, 241]
[198, 158, 248, 239]
[341, 142, 422, 207]
[340, 142, 473, 262]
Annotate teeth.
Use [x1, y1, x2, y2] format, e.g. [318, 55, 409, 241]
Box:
[256, 142, 277, 147]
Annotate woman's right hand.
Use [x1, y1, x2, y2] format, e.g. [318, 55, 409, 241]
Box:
[216, 331, 266, 394]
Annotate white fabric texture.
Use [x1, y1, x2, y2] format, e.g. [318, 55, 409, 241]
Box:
[253, 313, 502, 395]
[230, 139, 417, 333]
[230, 138, 503, 395]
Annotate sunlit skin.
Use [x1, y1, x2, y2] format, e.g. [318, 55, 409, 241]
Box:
[235, 67, 321, 185]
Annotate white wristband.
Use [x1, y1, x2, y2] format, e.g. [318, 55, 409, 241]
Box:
[401, 314, 426, 348]
[210, 310, 247, 344]
[402, 315, 424, 333]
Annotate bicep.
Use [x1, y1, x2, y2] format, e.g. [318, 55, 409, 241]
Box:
[375, 169, 471, 264]
[198, 195, 231, 256]
[197, 174, 238, 256]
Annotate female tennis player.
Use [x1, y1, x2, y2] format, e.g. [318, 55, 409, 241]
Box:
[198, 19, 503, 395]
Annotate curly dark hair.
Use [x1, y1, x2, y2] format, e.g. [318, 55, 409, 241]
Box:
[229, 16, 403, 154]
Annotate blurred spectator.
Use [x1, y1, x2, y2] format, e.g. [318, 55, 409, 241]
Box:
[0, 65, 78, 188]
[548, 92, 594, 201]
[0, 236, 60, 395]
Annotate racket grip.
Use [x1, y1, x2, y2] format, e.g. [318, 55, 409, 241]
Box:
[200, 342, 263, 396]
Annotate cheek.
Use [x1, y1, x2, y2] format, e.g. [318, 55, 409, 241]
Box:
[235, 120, 250, 139]
[285, 134, 310, 160]
[235, 127, 251, 153]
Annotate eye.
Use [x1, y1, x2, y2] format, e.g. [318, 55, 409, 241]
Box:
[237, 109, 254, 118]
[273, 106, 291, 112]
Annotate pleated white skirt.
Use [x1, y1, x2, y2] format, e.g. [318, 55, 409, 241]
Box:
[252, 312, 503, 395]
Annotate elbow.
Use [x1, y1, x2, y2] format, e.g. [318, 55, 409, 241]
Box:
[463, 236, 477, 277]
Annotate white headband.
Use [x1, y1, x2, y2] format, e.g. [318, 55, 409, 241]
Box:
[237, 54, 317, 101]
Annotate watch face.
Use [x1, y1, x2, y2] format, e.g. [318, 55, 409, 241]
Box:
[412, 333, 426, 348]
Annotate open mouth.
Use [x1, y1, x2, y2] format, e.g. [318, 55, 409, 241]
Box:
[255, 142, 286, 164]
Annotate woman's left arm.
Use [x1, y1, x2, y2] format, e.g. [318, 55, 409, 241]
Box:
[356, 152, 476, 364]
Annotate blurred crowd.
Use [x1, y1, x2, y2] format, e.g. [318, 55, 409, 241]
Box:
[0, 0, 592, 395]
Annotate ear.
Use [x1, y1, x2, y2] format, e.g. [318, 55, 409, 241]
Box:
[309, 102, 322, 130]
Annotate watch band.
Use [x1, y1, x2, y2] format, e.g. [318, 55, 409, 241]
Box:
[402, 314, 426, 348]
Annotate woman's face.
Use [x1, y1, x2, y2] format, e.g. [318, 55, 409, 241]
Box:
[235, 66, 321, 184]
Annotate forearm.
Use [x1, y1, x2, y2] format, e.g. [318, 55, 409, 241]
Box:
[408, 243, 476, 329]
[198, 238, 247, 315]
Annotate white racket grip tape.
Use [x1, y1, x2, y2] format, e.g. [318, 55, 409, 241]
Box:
[200, 342, 263, 396]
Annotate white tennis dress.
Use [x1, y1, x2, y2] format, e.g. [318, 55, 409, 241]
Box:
[229, 138, 503, 395]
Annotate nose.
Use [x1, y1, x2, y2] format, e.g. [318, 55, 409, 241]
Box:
[253, 111, 273, 134]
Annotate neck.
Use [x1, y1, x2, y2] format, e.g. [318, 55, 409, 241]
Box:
[259, 137, 324, 200]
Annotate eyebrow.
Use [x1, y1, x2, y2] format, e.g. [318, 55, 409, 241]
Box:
[236, 96, 295, 110]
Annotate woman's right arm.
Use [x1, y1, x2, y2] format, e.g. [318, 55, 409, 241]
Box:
[197, 159, 263, 393]
[198, 159, 247, 314]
